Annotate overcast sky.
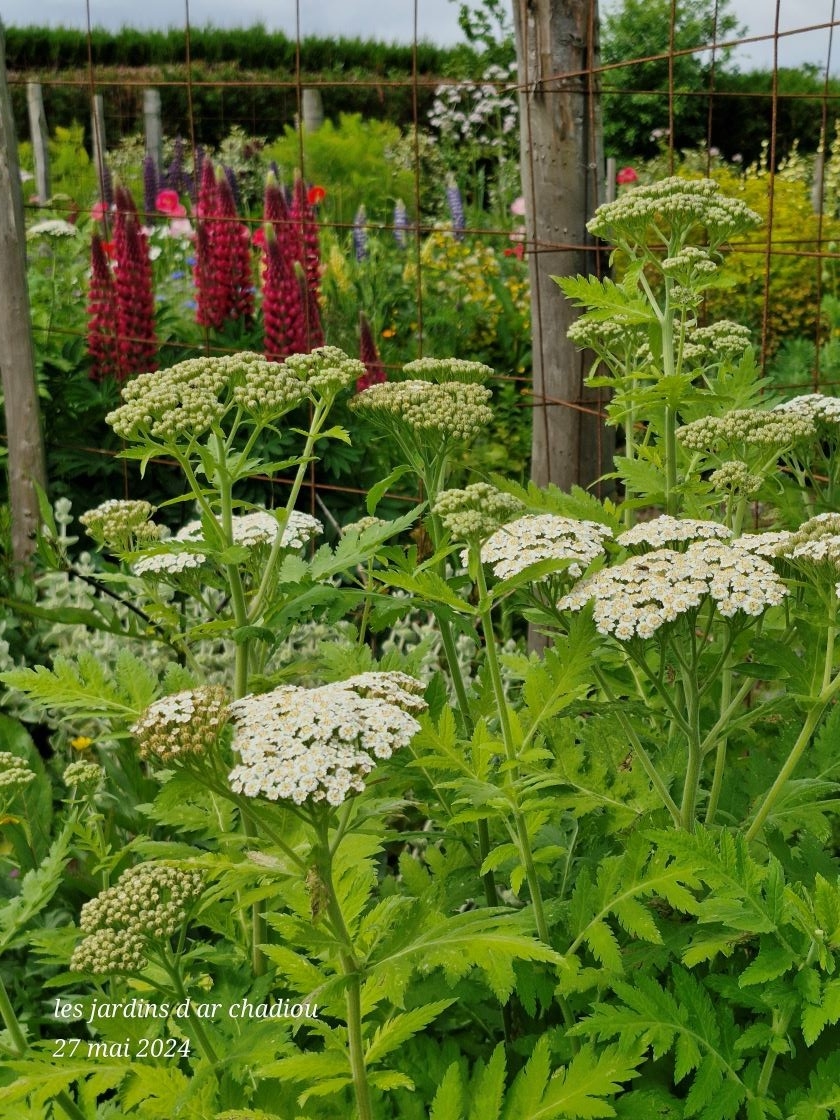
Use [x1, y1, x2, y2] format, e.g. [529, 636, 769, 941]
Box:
[1, 0, 837, 72]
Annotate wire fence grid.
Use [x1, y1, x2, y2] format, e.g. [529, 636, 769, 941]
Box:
[6, 0, 840, 505]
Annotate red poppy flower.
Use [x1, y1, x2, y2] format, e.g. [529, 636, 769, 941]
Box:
[156, 189, 181, 215]
[504, 244, 525, 260]
[616, 167, 638, 185]
[100, 240, 115, 258]
[307, 185, 326, 206]
[252, 227, 267, 248]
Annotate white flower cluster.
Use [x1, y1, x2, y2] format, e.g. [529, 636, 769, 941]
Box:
[228, 673, 426, 807]
[433, 483, 523, 542]
[587, 177, 761, 246]
[72, 863, 204, 973]
[481, 514, 613, 580]
[0, 751, 35, 792]
[617, 515, 732, 550]
[677, 408, 815, 453]
[178, 510, 323, 551]
[403, 357, 493, 385]
[133, 549, 205, 578]
[131, 686, 230, 763]
[732, 531, 794, 559]
[778, 514, 840, 580]
[26, 219, 79, 240]
[773, 393, 840, 425]
[80, 499, 162, 551]
[428, 63, 519, 154]
[351, 379, 493, 443]
[558, 539, 787, 640]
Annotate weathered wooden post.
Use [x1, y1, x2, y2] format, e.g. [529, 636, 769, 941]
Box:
[302, 88, 324, 132]
[0, 23, 48, 564]
[144, 87, 162, 171]
[512, 0, 606, 492]
[26, 81, 50, 203]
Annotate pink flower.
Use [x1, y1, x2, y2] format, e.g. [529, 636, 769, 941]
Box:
[616, 167, 638, 185]
[156, 189, 181, 215]
[168, 217, 193, 238]
[510, 195, 526, 216]
[92, 200, 109, 222]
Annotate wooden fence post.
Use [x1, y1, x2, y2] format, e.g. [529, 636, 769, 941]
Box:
[512, 0, 605, 492]
[91, 93, 107, 199]
[26, 81, 50, 203]
[302, 88, 324, 132]
[144, 88, 162, 171]
[0, 23, 48, 564]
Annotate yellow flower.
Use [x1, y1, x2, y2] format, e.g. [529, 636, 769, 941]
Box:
[71, 736, 94, 752]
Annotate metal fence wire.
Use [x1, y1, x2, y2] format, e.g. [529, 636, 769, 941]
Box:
[6, 0, 840, 501]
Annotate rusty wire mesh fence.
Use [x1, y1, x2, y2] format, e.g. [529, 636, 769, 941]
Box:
[6, 0, 840, 508]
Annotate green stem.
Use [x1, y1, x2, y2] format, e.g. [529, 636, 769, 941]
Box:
[249, 399, 328, 623]
[593, 666, 681, 826]
[0, 974, 88, 1120]
[678, 657, 703, 831]
[160, 953, 219, 1065]
[213, 432, 251, 699]
[314, 816, 373, 1120]
[475, 560, 550, 943]
[746, 671, 840, 841]
[705, 664, 733, 826]
[242, 813, 267, 977]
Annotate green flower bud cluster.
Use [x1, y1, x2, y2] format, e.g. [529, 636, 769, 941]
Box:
[63, 760, 105, 793]
[0, 751, 35, 792]
[352, 380, 493, 444]
[709, 460, 763, 497]
[661, 246, 719, 280]
[80, 499, 162, 551]
[72, 863, 204, 973]
[402, 357, 493, 384]
[587, 177, 761, 249]
[107, 356, 235, 442]
[433, 483, 524, 543]
[677, 408, 815, 453]
[131, 686, 230, 763]
[342, 515, 387, 536]
[282, 346, 366, 396]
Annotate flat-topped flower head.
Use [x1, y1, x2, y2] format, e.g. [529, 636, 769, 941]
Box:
[282, 346, 366, 396]
[106, 352, 318, 444]
[78, 863, 204, 940]
[177, 509, 323, 552]
[228, 677, 426, 807]
[0, 751, 35, 792]
[133, 547, 205, 578]
[481, 513, 612, 580]
[402, 357, 494, 385]
[131, 686, 230, 763]
[677, 408, 815, 453]
[780, 513, 840, 578]
[334, 671, 428, 714]
[559, 539, 787, 641]
[587, 177, 760, 250]
[433, 483, 523, 543]
[617, 515, 732, 551]
[733, 531, 795, 559]
[351, 379, 493, 445]
[80, 499, 162, 551]
[774, 394, 840, 427]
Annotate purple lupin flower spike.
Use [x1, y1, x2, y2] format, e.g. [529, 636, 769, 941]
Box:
[353, 204, 368, 261]
[445, 174, 465, 241]
[142, 155, 158, 222]
[393, 198, 408, 248]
